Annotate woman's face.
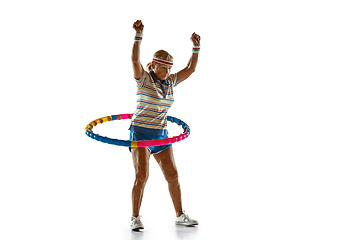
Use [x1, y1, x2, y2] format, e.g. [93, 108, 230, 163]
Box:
[152, 62, 172, 80]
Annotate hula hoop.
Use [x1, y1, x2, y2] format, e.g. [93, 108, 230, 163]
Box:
[85, 114, 190, 147]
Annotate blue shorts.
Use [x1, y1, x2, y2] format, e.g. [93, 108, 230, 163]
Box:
[129, 131, 172, 154]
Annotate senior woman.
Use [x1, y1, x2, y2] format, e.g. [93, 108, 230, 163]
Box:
[129, 20, 200, 230]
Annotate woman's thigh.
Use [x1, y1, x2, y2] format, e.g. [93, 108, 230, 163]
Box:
[131, 147, 151, 175]
[153, 146, 178, 180]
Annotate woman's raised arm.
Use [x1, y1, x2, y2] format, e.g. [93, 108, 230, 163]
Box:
[177, 32, 201, 85]
[132, 20, 144, 80]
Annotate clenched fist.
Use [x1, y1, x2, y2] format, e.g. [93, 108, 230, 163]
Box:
[133, 20, 144, 33]
[191, 32, 201, 46]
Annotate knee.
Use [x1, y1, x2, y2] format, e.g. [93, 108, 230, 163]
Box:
[165, 170, 179, 183]
[135, 171, 149, 185]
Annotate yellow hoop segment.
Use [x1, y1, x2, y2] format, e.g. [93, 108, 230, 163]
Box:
[131, 141, 138, 148]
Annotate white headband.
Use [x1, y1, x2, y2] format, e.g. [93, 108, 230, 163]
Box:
[152, 57, 173, 66]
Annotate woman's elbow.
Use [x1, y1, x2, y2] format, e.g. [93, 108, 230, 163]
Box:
[131, 55, 139, 63]
[189, 67, 196, 74]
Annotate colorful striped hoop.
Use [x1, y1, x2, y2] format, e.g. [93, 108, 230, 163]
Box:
[85, 114, 190, 147]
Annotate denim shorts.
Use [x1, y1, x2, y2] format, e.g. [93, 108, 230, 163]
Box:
[129, 131, 172, 154]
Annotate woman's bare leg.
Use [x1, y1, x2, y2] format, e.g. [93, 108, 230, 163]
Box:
[153, 146, 183, 217]
[131, 147, 151, 217]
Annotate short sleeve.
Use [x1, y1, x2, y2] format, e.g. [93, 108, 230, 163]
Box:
[135, 71, 149, 88]
[167, 73, 178, 87]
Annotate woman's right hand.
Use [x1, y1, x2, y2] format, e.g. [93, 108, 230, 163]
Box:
[133, 20, 144, 33]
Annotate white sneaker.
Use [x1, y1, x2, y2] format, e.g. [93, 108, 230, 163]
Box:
[131, 216, 144, 230]
[175, 211, 198, 226]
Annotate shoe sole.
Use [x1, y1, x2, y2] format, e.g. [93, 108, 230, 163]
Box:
[132, 228, 144, 231]
[131, 224, 144, 231]
[175, 222, 198, 226]
[131, 226, 144, 231]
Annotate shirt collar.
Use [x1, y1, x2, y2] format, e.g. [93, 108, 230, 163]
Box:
[149, 71, 169, 85]
[149, 71, 168, 99]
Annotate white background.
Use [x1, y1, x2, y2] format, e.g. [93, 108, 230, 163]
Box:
[1, 0, 359, 239]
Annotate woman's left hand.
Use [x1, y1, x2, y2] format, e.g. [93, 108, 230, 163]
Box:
[191, 32, 201, 46]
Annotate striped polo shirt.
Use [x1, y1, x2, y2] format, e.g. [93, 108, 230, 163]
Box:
[129, 71, 178, 135]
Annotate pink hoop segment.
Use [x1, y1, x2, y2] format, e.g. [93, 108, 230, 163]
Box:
[85, 114, 190, 147]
